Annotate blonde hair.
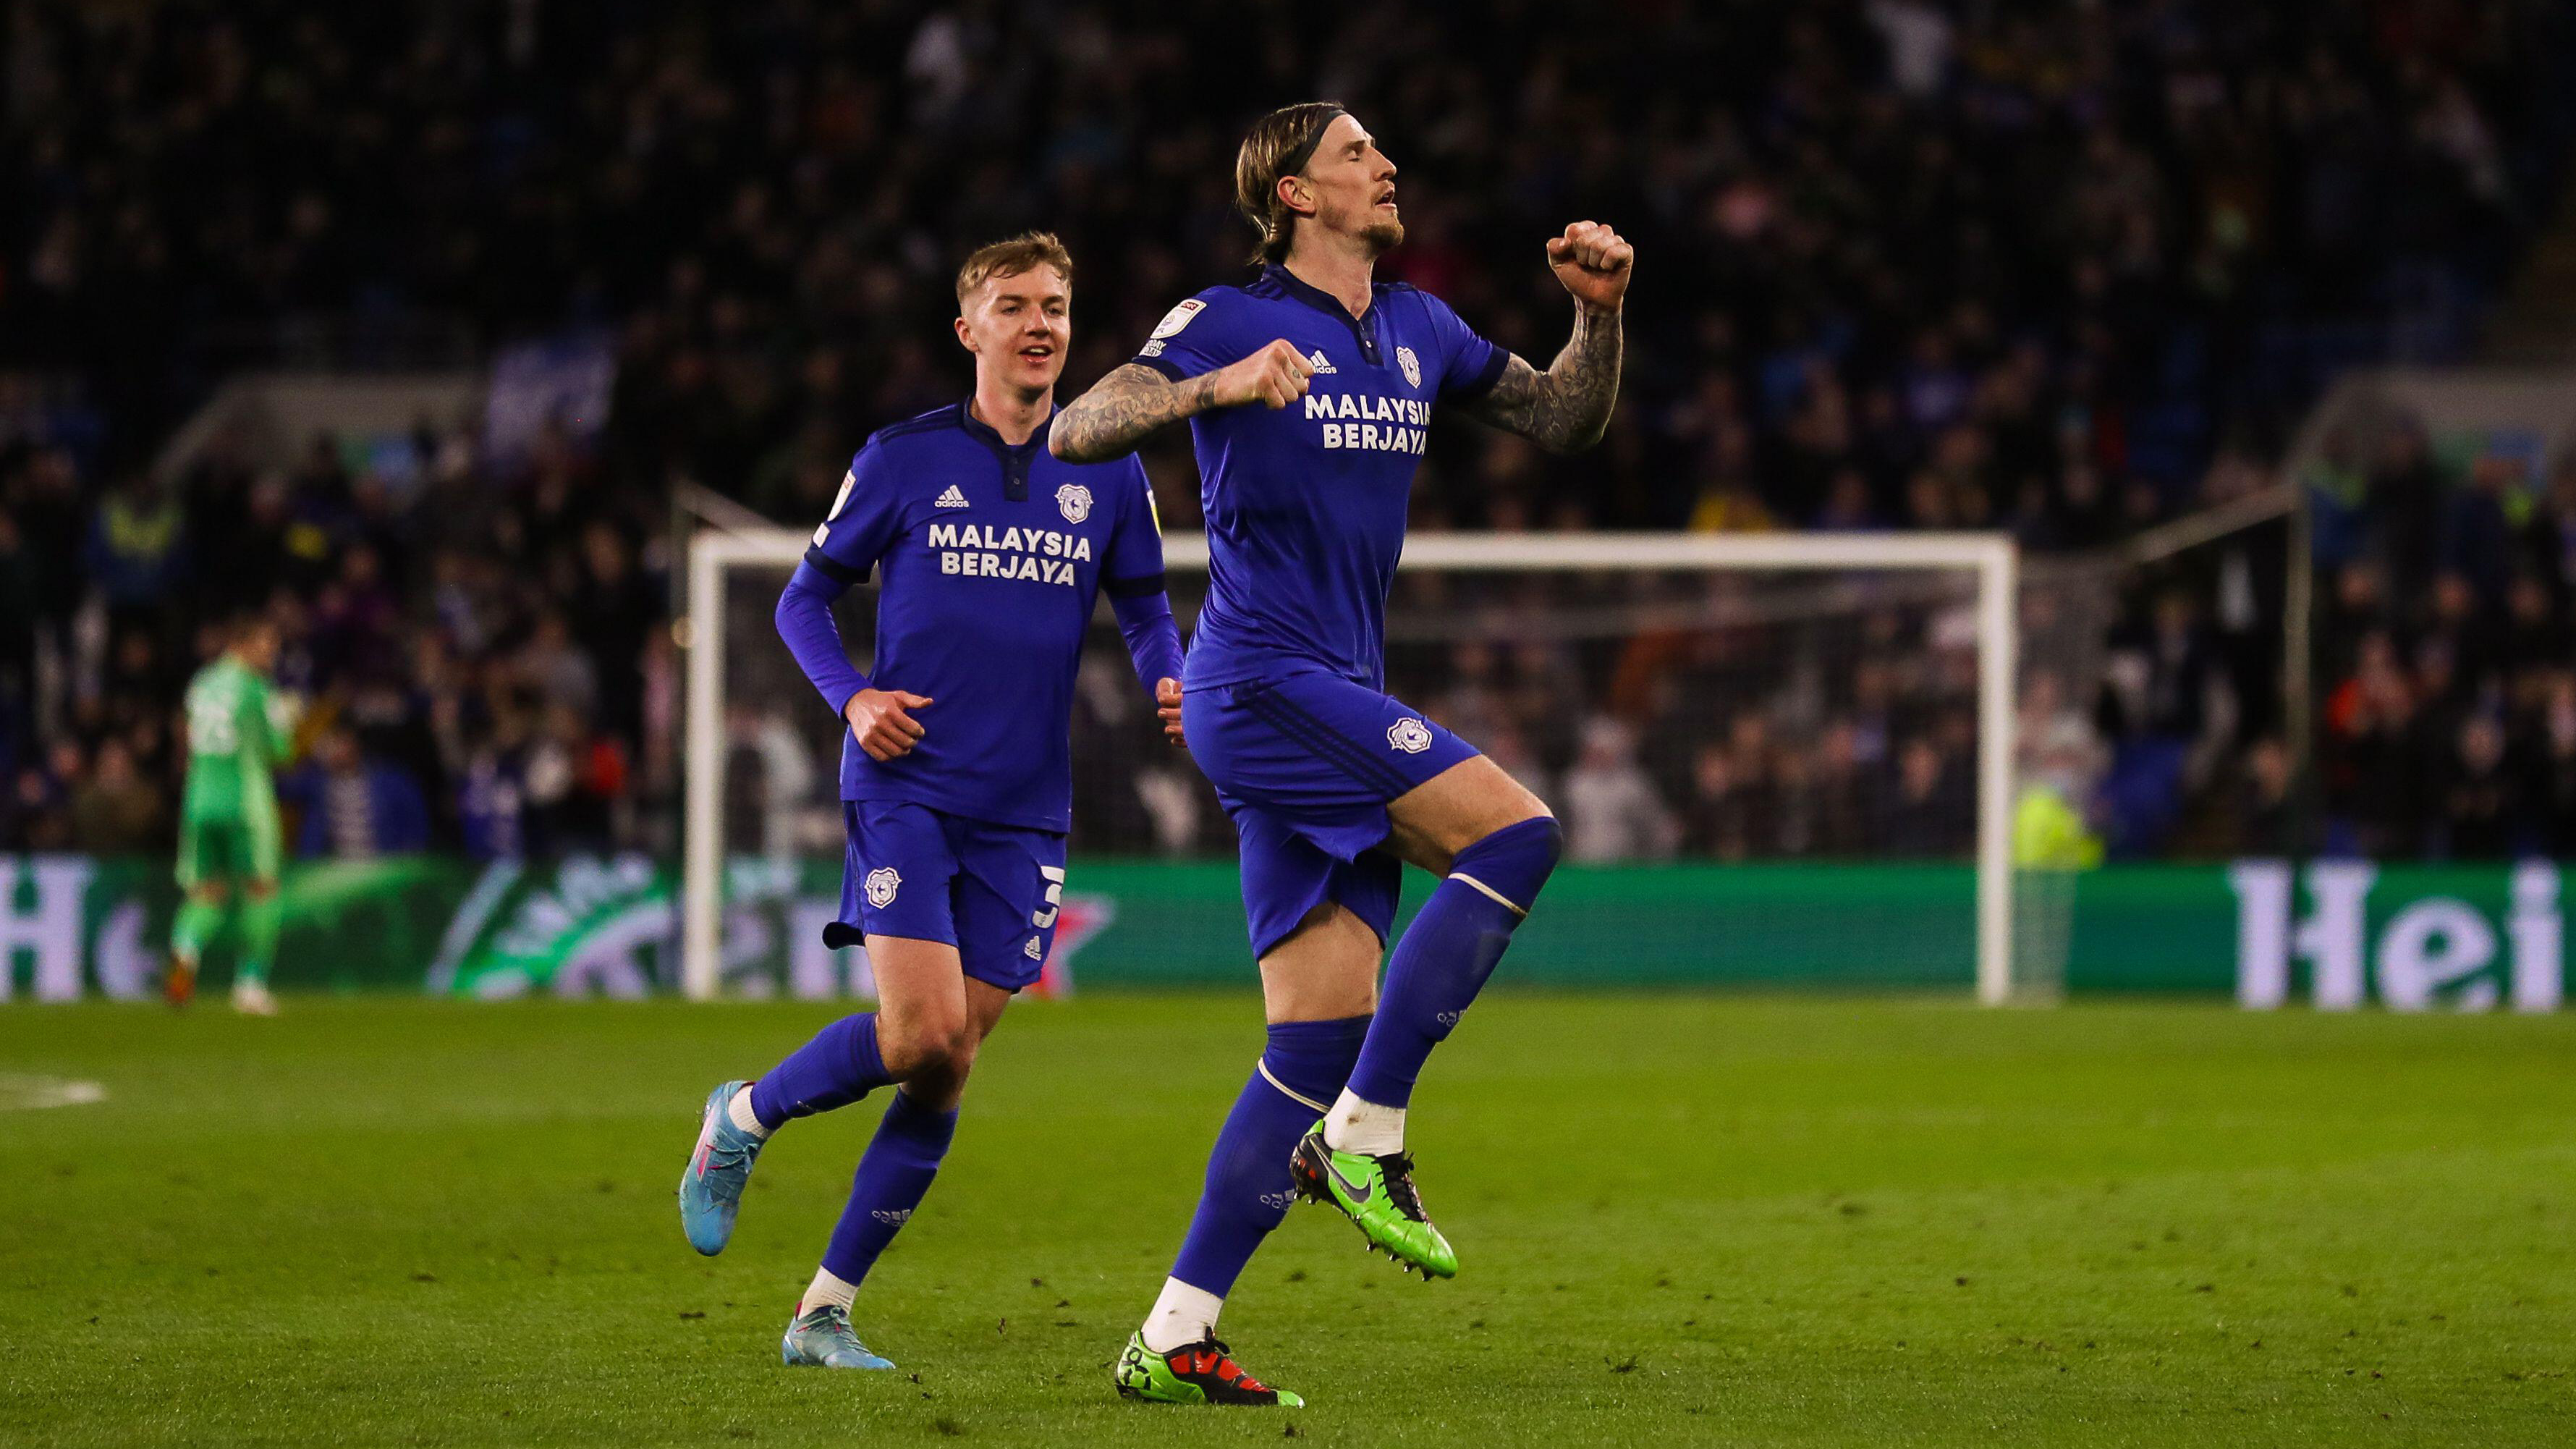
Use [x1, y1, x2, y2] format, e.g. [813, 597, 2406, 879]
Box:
[954, 232, 1073, 305]
[1234, 103, 1347, 264]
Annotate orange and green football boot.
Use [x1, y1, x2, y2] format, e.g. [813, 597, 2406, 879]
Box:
[1114, 1332, 1303, 1406]
[161, 952, 198, 1009]
[1289, 1122, 1457, 1279]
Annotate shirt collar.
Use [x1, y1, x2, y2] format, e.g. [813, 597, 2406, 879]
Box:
[1262, 263, 1376, 324]
[957, 397, 1058, 450]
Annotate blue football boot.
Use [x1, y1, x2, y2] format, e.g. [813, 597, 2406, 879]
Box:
[679, 1081, 766, 1255]
[781, 1304, 896, 1369]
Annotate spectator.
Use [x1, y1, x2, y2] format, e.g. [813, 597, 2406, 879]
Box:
[721, 701, 815, 865]
[86, 476, 186, 638]
[459, 706, 534, 861]
[1882, 738, 1969, 857]
[2435, 714, 2515, 859]
[2528, 672, 2576, 855]
[1561, 717, 1677, 863]
[9, 740, 79, 852]
[2226, 737, 2300, 858]
[2323, 630, 2425, 856]
[1682, 742, 1757, 862]
[286, 726, 431, 860]
[67, 736, 164, 853]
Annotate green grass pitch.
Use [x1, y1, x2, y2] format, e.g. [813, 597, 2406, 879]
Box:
[5, 992, 2572, 1446]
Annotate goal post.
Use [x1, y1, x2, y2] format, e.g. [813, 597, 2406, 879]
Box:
[682, 529, 2020, 1004]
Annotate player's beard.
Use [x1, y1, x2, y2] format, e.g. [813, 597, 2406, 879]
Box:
[1360, 217, 1405, 255]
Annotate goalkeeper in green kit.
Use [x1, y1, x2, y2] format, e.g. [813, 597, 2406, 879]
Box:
[166, 616, 300, 1015]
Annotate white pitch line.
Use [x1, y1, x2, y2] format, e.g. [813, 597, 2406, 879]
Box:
[0, 1075, 108, 1111]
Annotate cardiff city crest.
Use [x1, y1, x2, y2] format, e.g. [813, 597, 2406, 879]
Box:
[864, 867, 901, 909]
[1397, 345, 1422, 389]
[1056, 483, 1093, 524]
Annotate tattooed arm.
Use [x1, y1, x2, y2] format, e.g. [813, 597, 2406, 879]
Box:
[1048, 342, 1317, 462]
[1462, 220, 1634, 455]
[1464, 309, 1624, 455]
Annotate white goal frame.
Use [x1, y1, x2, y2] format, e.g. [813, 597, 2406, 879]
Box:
[684, 530, 2020, 1003]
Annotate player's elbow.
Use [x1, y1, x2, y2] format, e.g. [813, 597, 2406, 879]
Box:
[1538, 420, 1609, 456]
[774, 573, 826, 630]
[1045, 410, 1087, 462]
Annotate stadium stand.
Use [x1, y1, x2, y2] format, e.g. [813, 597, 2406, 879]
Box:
[5, 1, 2575, 858]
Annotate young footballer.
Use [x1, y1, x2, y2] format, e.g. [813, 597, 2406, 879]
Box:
[678, 234, 1186, 1372]
[1054, 104, 1629, 1403]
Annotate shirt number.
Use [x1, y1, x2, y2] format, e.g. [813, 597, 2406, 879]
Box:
[1031, 864, 1066, 929]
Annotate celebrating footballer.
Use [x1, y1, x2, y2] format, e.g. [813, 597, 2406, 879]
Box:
[677, 232, 1186, 1372]
[1054, 101, 1630, 1406]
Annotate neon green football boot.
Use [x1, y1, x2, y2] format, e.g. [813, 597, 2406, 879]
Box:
[1113, 1331, 1303, 1406]
[1289, 1121, 1457, 1279]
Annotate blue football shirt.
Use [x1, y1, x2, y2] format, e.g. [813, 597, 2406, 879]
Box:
[1131, 264, 1507, 690]
[786, 402, 1168, 833]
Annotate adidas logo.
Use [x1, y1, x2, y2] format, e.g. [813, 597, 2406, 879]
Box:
[934, 484, 969, 509]
[1308, 350, 1336, 373]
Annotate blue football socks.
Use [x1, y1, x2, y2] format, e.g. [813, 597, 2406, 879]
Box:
[1346, 816, 1563, 1110]
[748, 1013, 893, 1131]
[1169, 1015, 1371, 1296]
[818, 1087, 959, 1288]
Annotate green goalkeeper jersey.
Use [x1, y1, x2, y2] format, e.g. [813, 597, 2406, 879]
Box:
[181, 655, 295, 821]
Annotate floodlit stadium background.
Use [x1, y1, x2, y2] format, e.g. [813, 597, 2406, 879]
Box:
[10, 6, 2576, 1447]
[12, 3, 2576, 1006]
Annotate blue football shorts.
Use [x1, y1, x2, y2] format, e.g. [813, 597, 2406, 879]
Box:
[1182, 668, 1480, 958]
[824, 800, 1067, 992]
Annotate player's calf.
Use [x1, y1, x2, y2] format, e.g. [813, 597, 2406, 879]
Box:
[1302, 814, 1563, 1275]
[1334, 814, 1563, 1148]
[1132, 1015, 1367, 1374]
[784, 1086, 959, 1356]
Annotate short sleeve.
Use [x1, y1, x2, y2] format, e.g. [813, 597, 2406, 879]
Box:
[802, 444, 906, 587]
[1416, 290, 1509, 404]
[1102, 458, 1167, 596]
[1130, 290, 1241, 382]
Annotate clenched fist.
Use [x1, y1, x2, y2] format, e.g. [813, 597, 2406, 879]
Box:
[1208, 338, 1315, 410]
[844, 686, 931, 761]
[1157, 677, 1186, 748]
[1546, 221, 1633, 315]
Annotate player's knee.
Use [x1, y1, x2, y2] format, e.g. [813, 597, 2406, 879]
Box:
[1453, 814, 1564, 913]
[1467, 811, 1561, 866]
[935, 1025, 983, 1078]
[880, 1006, 971, 1077]
[904, 1033, 979, 1107]
[912, 1024, 973, 1076]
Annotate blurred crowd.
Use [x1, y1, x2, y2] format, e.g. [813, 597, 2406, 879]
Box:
[1071, 571, 1987, 865]
[6, 0, 2575, 860]
[2304, 426, 2576, 858]
[1, 401, 674, 857]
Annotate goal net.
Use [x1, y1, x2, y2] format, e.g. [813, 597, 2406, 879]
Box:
[684, 531, 2024, 1003]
